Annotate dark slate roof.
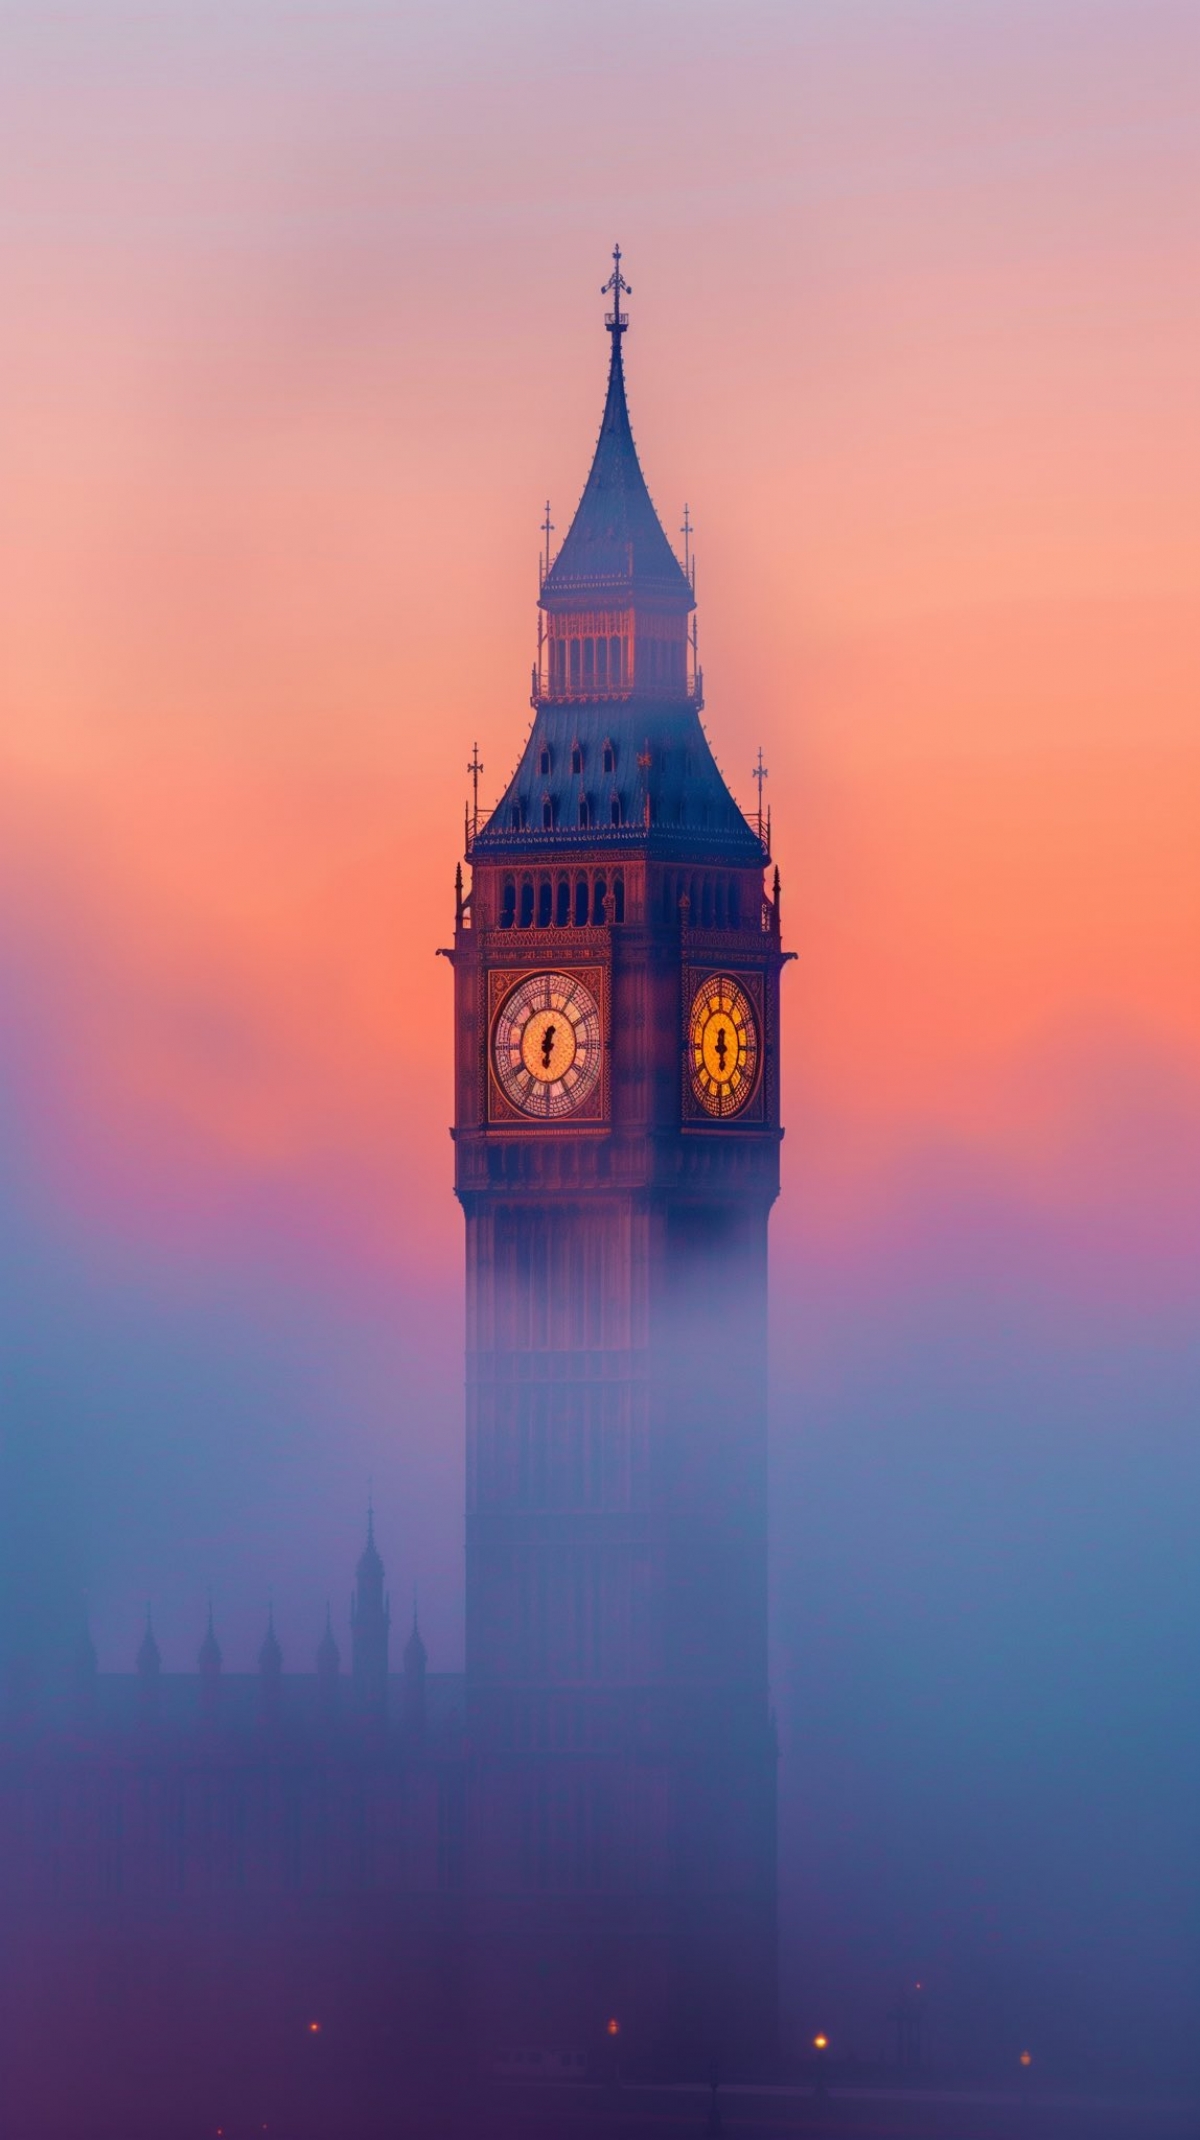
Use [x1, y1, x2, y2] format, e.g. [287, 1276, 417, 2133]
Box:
[540, 328, 693, 609]
[474, 700, 764, 864]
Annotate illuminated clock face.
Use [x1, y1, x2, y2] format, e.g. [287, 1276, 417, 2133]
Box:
[688, 974, 760, 1118]
[492, 970, 603, 1119]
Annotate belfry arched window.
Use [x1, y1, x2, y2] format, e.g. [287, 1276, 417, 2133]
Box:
[537, 878, 552, 928]
[500, 877, 516, 928]
[519, 880, 534, 928]
[555, 877, 570, 927]
[574, 877, 589, 927]
[592, 876, 607, 927]
[612, 874, 625, 924]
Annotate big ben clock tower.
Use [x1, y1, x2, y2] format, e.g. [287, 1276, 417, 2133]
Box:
[450, 253, 784, 2065]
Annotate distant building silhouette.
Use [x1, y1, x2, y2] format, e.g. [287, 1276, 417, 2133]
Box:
[0, 255, 785, 2120]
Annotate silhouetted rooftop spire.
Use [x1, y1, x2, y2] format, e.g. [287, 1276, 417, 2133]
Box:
[541, 247, 693, 608]
[258, 1603, 282, 1676]
[198, 1602, 222, 1676]
[136, 1606, 161, 1678]
[404, 1598, 427, 1675]
[317, 1602, 340, 1677]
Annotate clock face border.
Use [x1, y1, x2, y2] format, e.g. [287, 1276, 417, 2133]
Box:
[486, 963, 610, 1128]
[682, 967, 767, 1125]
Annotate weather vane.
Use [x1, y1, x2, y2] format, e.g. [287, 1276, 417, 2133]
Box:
[752, 747, 769, 841]
[602, 243, 631, 333]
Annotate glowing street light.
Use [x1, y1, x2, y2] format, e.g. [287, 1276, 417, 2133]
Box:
[813, 2034, 829, 2052]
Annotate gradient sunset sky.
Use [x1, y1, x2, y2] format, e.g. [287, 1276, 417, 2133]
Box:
[2, 0, 1198, 2068]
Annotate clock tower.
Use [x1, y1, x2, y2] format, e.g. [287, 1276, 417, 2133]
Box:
[451, 253, 784, 2065]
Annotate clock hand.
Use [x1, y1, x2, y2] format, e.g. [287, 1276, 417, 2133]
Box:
[715, 1024, 728, 1073]
[541, 1024, 557, 1069]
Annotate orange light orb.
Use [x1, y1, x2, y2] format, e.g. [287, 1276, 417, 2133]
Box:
[813, 2034, 829, 2051]
[308, 2021, 321, 2035]
[606, 2017, 620, 2038]
[1020, 2051, 1033, 2068]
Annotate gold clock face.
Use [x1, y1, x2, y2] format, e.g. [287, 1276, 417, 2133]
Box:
[492, 970, 603, 1120]
[688, 974, 760, 1118]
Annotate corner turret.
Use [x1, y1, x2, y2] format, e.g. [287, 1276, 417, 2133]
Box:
[350, 1503, 390, 1722]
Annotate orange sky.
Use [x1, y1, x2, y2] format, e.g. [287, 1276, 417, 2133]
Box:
[2, 0, 1197, 1303]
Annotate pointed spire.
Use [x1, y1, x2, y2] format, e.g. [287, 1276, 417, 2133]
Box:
[404, 1593, 427, 1674]
[137, 1605, 161, 1678]
[541, 249, 692, 608]
[352, 1498, 390, 1720]
[137, 1606, 161, 1722]
[258, 1602, 283, 1730]
[198, 1600, 222, 1727]
[198, 1600, 222, 1675]
[403, 1593, 427, 1738]
[258, 1602, 282, 1676]
[317, 1601, 340, 1678]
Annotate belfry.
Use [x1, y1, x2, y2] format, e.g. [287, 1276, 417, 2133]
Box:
[452, 251, 785, 2062]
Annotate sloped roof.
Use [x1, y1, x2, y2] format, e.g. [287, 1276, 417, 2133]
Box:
[473, 701, 764, 865]
[540, 328, 693, 609]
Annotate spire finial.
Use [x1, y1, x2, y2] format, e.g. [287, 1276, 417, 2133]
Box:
[601, 243, 631, 336]
[753, 747, 769, 844]
[467, 743, 483, 840]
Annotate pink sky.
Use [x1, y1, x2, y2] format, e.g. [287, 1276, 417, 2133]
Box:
[1, 0, 1197, 1656]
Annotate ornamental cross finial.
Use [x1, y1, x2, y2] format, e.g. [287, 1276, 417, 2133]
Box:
[752, 747, 769, 841]
[541, 500, 554, 583]
[602, 243, 631, 333]
[467, 742, 484, 838]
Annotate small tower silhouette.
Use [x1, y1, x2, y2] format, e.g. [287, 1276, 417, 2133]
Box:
[136, 1608, 161, 1724]
[350, 1503, 390, 1721]
[197, 1602, 222, 1728]
[316, 1603, 341, 1726]
[402, 1600, 427, 1740]
[258, 1604, 283, 1732]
